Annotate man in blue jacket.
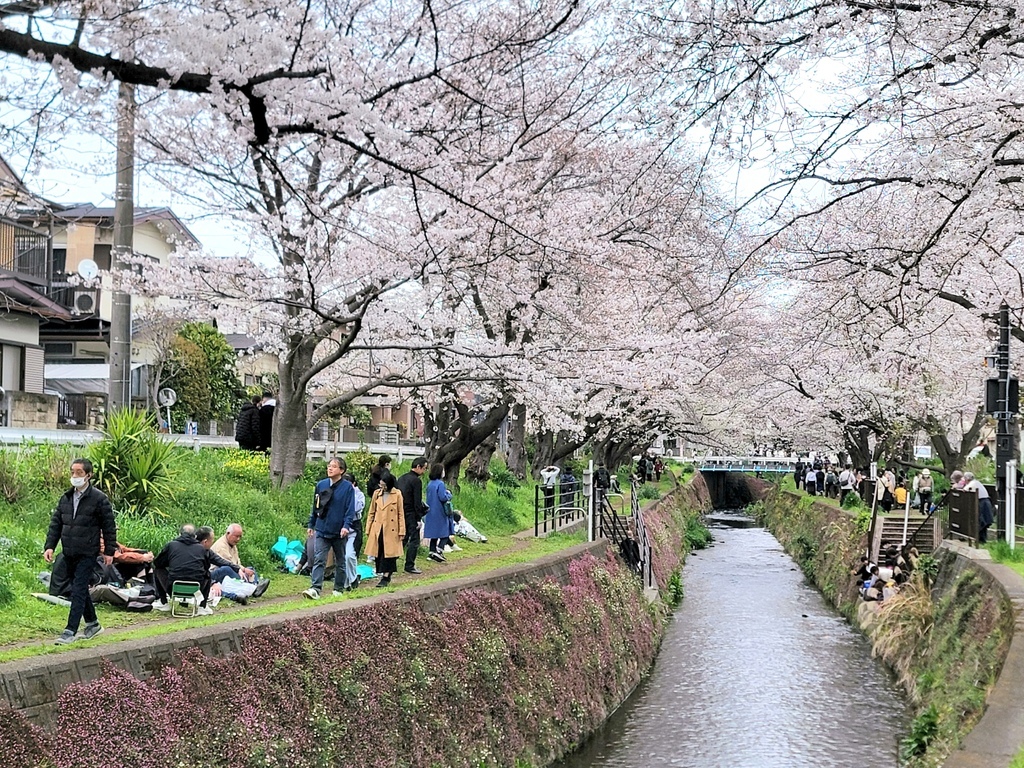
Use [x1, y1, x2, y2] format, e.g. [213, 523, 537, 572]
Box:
[303, 457, 356, 599]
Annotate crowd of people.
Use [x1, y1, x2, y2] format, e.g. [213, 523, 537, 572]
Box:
[853, 544, 920, 603]
[42, 457, 273, 644]
[41, 451, 469, 645]
[301, 454, 459, 598]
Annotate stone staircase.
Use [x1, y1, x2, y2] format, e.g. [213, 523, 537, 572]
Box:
[872, 512, 942, 560]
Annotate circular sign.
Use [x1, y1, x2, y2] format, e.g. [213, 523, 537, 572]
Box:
[77, 259, 99, 280]
[157, 388, 177, 407]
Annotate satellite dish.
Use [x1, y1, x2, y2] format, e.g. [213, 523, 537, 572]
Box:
[77, 259, 99, 280]
[157, 388, 177, 407]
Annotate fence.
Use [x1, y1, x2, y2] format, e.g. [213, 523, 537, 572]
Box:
[593, 480, 654, 590]
[533, 478, 586, 535]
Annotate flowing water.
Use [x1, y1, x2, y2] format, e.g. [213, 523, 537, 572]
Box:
[554, 513, 909, 768]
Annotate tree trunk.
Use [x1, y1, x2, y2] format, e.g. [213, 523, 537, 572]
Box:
[530, 429, 586, 477]
[842, 424, 873, 470]
[269, 347, 313, 488]
[465, 431, 498, 487]
[926, 409, 985, 477]
[422, 396, 510, 490]
[531, 431, 555, 478]
[505, 403, 528, 479]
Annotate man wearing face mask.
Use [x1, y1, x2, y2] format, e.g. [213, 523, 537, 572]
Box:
[43, 458, 116, 645]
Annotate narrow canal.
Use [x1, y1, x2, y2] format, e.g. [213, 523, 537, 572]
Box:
[555, 512, 909, 768]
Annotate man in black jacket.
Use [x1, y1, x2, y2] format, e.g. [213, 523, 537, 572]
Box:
[234, 396, 261, 451]
[153, 524, 242, 615]
[43, 457, 116, 645]
[395, 457, 428, 574]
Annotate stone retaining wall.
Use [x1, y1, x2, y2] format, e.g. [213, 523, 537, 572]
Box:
[938, 542, 1024, 768]
[0, 539, 607, 730]
[754, 483, 1024, 768]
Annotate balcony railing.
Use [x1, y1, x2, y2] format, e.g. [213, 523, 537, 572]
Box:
[0, 218, 48, 285]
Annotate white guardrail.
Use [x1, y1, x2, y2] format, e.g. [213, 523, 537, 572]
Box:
[0, 428, 425, 461]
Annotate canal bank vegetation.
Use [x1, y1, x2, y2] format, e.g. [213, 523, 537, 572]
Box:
[755, 489, 1014, 767]
[869, 568, 1011, 766]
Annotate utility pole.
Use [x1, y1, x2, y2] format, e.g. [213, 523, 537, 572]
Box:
[987, 303, 1019, 540]
[109, 82, 135, 411]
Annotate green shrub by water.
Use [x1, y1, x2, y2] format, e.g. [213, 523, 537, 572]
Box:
[900, 704, 939, 761]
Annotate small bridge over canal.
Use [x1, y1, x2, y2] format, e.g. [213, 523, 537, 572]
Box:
[687, 455, 797, 474]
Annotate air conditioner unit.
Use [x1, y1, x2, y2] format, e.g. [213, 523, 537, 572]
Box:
[71, 290, 96, 316]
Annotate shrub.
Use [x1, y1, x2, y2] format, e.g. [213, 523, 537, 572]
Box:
[841, 490, 864, 510]
[90, 408, 177, 521]
[684, 515, 712, 551]
[900, 704, 939, 762]
[344, 447, 376, 488]
[666, 570, 684, 606]
[638, 483, 661, 500]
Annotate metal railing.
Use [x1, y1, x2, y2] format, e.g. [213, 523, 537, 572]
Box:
[534, 480, 585, 536]
[0, 218, 48, 285]
[595, 481, 654, 590]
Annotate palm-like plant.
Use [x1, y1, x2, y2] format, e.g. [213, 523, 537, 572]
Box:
[90, 408, 177, 521]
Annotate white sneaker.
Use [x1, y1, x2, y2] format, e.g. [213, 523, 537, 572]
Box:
[332, 590, 346, 597]
[302, 588, 320, 600]
[196, 606, 214, 616]
[154, 600, 170, 612]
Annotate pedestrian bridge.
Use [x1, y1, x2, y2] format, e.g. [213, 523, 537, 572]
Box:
[686, 456, 796, 474]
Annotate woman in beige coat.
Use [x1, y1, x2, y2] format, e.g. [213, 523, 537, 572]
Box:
[363, 471, 405, 587]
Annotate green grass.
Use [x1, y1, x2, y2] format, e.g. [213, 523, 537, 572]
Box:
[985, 539, 1024, 580]
[0, 532, 586, 663]
[1011, 744, 1024, 768]
[0, 445, 582, 654]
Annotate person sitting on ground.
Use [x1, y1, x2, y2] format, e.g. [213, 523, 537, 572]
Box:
[103, 536, 155, 584]
[860, 565, 882, 601]
[209, 523, 270, 603]
[905, 546, 920, 572]
[852, 556, 872, 583]
[153, 524, 244, 615]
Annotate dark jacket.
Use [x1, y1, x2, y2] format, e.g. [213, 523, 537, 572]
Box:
[154, 534, 238, 583]
[395, 471, 427, 525]
[234, 402, 260, 449]
[368, 466, 387, 497]
[307, 478, 356, 537]
[259, 400, 275, 449]
[44, 484, 117, 559]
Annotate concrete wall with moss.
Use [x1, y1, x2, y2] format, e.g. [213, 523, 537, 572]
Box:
[756, 486, 1017, 767]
